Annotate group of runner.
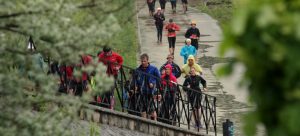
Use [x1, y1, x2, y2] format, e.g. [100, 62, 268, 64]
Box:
[143, 0, 207, 127]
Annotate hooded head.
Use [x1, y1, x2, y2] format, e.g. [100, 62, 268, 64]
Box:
[164, 64, 173, 75]
[187, 55, 195, 66]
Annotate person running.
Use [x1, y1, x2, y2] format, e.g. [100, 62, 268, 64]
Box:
[181, 0, 188, 13]
[180, 39, 197, 64]
[181, 55, 203, 78]
[185, 21, 200, 51]
[154, 8, 165, 44]
[134, 53, 160, 120]
[159, 54, 181, 78]
[147, 0, 155, 16]
[165, 19, 180, 55]
[170, 0, 177, 13]
[98, 46, 124, 109]
[183, 67, 207, 128]
[160, 64, 177, 124]
[159, 0, 167, 13]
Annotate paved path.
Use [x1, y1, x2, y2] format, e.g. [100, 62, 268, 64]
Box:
[136, 0, 251, 135]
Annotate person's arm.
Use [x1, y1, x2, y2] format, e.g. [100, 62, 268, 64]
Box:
[174, 24, 180, 31]
[183, 78, 190, 91]
[116, 54, 124, 66]
[196, 28, 200, 38]
[173, 64, 181, 78]
[199, 76, 207, 90]
[185, 29, 190, 38]
[162, 14, 165, 21]
[180, 47, 186, 57]
[192, 46, 197, 56]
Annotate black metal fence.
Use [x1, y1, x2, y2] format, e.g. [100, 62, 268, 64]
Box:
[94, 64, 217, 135]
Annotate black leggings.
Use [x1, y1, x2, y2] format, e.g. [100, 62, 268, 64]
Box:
[171, 1, 176, 9]
[168, 37, 176, 48]
[156, 24, 163, 42]
[191, 39, 199, 50]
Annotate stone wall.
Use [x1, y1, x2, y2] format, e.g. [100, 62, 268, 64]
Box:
[85, 105, 204, 136]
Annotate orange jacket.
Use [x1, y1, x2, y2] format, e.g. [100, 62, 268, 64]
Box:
[165, 23, 180, 37]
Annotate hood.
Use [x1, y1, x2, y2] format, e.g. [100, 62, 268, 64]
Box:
[187, 55, 195, 64]
[164, 64, 173, 74]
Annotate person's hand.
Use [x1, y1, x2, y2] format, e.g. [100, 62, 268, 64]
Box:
[203, 88, 207, 91]
[149, 83, 154, 88]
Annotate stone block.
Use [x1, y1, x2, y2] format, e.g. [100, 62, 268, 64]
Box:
[128, 119, 135, 130]
[101, 113, 108, 124]
[92, 112, 100, 123]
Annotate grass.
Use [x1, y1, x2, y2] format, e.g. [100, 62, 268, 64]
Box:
[197, 0, 233, 27]
[109, 0, 137, 111]
[109, 0, 138, 68]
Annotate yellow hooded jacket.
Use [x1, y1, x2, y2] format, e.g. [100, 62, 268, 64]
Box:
[181, 55, 203, 77]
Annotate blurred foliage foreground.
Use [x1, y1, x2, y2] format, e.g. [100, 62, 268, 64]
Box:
[0, 0, 136, 135]
[220, 0, 300, 135]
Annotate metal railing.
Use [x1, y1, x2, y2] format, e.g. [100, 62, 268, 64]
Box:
[52, 58, 217, 135]
[93, 63, 217, 135]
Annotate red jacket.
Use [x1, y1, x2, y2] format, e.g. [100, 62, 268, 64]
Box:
[161, 64, 177, 87]
[98, 51, 123, 76]
[165, 23, 180, 37]
[81, 55, 93, 81]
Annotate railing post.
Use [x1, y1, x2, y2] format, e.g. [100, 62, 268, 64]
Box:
[214, 97, 217, 136]
[187, 89, 190, 130]
[205, 95, 209, 135]
[177, 85, 180, 127]
[120, 67, 124, 112]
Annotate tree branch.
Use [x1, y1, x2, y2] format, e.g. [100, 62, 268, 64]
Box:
[0, 10, 50, 19]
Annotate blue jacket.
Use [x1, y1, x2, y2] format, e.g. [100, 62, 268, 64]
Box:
[180, 45, 197, 64]
[135, 64, 160, 94]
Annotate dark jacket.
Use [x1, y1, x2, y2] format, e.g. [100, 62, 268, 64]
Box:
[154, 13, 165, 26]
[183, 75, 206, 92]
[160, 62, 181, 78]
[134, 64, 160, 94]
[185, 27, 200, 39]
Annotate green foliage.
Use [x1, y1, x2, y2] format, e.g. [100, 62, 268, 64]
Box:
[198, 0, 234, 26]
[0, 0, 134, 135]
[220, 0, 300, 135]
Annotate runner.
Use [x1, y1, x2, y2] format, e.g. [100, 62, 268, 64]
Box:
[165, 18, 180, 55]
[159, 0, 167, 13]
[134, 53, 160, 120]
[181, 55, 203, 78]
[170, 0, 177, 13]
[98, 46, 124, 109]
[159, 54, 181, 78]
[153, 8, 165, 44]
[180, 39, 197, 64]
[160, 64, 177, 124]
[183, 67, 207, 128]
[185, 21, 200, 51]
[147, 0, 155, 16]
[181, 0, 188, 13]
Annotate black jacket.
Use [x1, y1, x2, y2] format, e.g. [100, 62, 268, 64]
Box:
[185, 27, 200, 39]
[154, 13, 165, 26]
[183, 75, 206, 91]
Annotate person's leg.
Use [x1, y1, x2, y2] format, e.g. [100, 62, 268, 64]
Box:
[168, 37, 172, 53]
[159, 25, 163, 43]
[156, 25, 160, 43]
[171, 37, 176, 54]
[141, 94, 148, 118]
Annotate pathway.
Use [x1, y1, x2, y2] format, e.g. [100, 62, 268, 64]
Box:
[136, 0, 251, 135]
